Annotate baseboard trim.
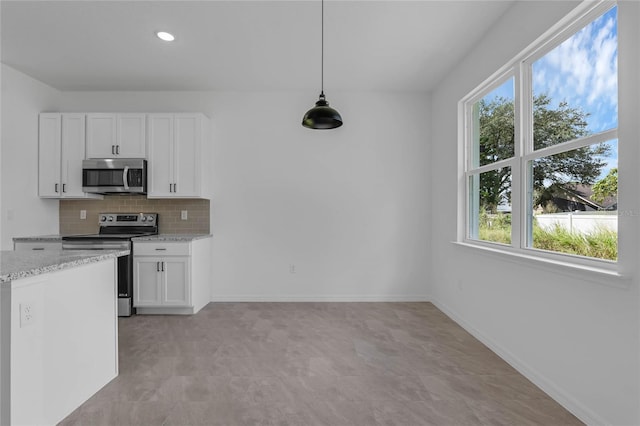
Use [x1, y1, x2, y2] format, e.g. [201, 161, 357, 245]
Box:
[210, 294, 431, 303]
[430, 298, 608, 426]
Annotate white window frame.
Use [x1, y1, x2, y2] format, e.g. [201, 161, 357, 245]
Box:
[460, 0, 619, 272]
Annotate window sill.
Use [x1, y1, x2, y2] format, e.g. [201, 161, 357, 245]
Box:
[452, 241, 629, 289]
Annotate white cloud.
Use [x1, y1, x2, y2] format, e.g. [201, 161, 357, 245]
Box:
[533, 8, 618, 133]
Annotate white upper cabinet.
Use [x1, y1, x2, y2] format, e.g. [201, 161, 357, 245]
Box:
[174, 115, 201, 196]
[147, 113, 209, 199]
[86, 113, 146, 158]
[38, 114, 62, 197]
[38, 113, 102, 199]
[85, 114, 115, 158]
[61, 114, 88, 197]
[118, 114, 147, 157]
[147, 114, 173, 197]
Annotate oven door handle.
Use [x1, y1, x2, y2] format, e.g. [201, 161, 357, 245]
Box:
[123, 166, 130, 190]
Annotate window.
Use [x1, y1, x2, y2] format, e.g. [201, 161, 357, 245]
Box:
[463, 3, 618, 263]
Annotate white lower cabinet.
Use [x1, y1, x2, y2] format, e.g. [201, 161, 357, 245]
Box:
[134, 256, 190, 307]
[133, 238, 211, 315]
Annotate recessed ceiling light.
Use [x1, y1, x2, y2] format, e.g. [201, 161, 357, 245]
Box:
[156, 31, 175, 42]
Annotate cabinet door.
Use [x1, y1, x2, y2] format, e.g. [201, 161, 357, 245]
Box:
[118, 114, 146, 158]
[133, 257, 163, 306]
[60, 114, 86, 197]
[86, 114, 117, 158]
[38, 114, 62, 197]
[173, 114, 201, 197]
[162, 257, 190, 306]
[147, 114, 174, 197]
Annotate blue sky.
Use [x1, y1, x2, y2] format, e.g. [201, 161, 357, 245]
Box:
[533, 6, 618, 134]
[483, 6, 618, 179]
[533, 5, 618, 178]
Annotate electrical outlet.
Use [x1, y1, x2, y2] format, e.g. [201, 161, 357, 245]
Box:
[289, 264, 296, 274]
[80, 210, 87, 220]
[20, 303, 35, 327]
[181, 210, 188, 220]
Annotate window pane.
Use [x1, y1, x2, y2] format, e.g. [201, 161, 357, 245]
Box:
[533, 6, 617, 149]
[469, 167, 512, 244]
[471, 78, 515, 167]
[528, 140, 617, 260]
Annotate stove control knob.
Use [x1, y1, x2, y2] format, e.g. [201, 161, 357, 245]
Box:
[100, 215, 107, 222]
[141, 216, 147, 222]
[146, 215, 154, 222]
[107, 216, 114, 222]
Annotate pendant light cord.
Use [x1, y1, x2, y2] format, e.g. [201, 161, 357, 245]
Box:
[321, 0, 324, 96]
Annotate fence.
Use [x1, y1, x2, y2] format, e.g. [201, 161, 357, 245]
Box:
[534, 212, 617, 234]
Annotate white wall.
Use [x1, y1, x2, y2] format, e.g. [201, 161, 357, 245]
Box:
[1, 13, 3, 256]
[59, 90, 431, 301]
[430, 1, 639, 425]
[0, 31, 3, 426]
[1, 65, 61, 250]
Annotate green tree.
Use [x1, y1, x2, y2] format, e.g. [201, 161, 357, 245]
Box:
[477, 94, 610, 212]
[592, 167, 618, 204]
[477, 97, 514, 212]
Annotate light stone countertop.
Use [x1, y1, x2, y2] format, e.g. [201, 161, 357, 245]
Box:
[12, 235, 65, 242]
[0, 249, 129, 283]
[132, 234, 212, 242]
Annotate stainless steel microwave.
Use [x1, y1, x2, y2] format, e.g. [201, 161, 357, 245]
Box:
[82, 159, 147, 194]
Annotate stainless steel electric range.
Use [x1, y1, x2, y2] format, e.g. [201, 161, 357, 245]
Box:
[62, 213, 159, 316]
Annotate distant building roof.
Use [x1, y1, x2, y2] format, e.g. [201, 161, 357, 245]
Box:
[553, 183, 617, 211]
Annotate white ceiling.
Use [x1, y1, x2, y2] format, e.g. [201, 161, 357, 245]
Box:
[1, 0, 514, 92]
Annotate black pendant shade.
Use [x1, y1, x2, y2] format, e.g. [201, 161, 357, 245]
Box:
[302, 0, 342, 130]
[302, 92, 343, 129]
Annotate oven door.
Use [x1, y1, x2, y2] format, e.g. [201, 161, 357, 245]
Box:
[63, 239, 134, 316]
[82, 159, 147, 194]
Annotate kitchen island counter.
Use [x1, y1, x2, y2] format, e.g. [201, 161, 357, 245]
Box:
[1, 251, 123, 425]
[0, 249, 129, 283]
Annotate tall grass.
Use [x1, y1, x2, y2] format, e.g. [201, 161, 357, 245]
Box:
[478, 211, 511, 244]
[532, 224, 617, 261]
[477, 214, 617, 260]
[478, 227, 511, 244]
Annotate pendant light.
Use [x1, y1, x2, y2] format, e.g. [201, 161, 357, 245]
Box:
[302, 0, 343, 129]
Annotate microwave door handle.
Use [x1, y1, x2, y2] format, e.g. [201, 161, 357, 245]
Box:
[123, 166, 130, 190]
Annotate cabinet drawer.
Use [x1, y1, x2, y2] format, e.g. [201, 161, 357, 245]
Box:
[133, 242, 191, 256]
[14, 241, 63, 251]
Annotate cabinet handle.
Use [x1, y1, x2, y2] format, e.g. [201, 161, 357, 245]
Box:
[155, 248, 167, 251]
[55, 183, 59, 193]
[111, 145, 115, 155]
[173, 183, 177, 193]
[62, 183, 66, 193]
[157, 262, 160, 272]
[32, 247, 45, 251]
[116, 145, 120, 155]
[162, 262, 165, 272]
[169, 183, 172, 193]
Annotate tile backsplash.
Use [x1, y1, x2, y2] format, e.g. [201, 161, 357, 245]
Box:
[60, 196, 210, 235]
